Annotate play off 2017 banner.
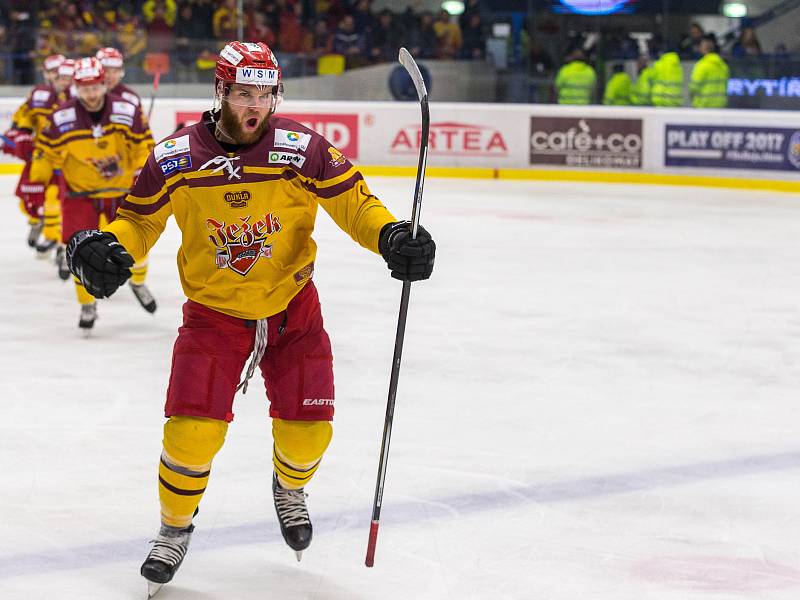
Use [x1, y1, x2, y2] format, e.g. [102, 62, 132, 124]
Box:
[529, 117, 643, 169]
[665, 124, 800, 172]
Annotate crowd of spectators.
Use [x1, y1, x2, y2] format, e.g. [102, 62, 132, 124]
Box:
[0, 0, 489, 84]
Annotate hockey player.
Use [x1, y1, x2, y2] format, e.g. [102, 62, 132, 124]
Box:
[65, 41, 435, 596]
[31, 57, 157, 333]
[2, 54, 70, 251]
[96, 47, 142, 108]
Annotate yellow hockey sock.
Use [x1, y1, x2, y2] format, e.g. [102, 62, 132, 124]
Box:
[159, 416, 228, 527]
[130, 258, 148, 286]
[272, 419, 332, 490]
[74, 279, 95, 305]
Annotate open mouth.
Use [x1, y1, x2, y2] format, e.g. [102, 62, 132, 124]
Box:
[245, 117, 259, 129]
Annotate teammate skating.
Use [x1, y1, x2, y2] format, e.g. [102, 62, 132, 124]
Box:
[31, 57, 156, 333]
[65, 41, 435, 596]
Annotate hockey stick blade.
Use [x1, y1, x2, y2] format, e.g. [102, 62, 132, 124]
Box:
[398, 48, 428, 102]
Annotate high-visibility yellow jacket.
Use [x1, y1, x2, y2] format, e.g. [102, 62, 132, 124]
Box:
[651, 52, 684, 107]
[631, 66, 655, 106]
[603, 71, 633, 105]
[555, 60, 596, 105]
[690, 52, 730, 108]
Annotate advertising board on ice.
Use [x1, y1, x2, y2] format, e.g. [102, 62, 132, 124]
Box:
[529, 117, 643, 169]
[389, 121, 509, 157]
[665, 124, 800, 172]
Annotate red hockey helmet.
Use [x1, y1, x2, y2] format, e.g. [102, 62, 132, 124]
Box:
[215, 41, 281, 89]
[43, 54, 66, 72]
[73, 57, 105, 86]
[57, 58, 76, 78]
[96, 47, 124, 69]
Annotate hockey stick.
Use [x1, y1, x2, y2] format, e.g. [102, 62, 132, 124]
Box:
[365, 47, 429, 568]
[147, 71, 161, 122]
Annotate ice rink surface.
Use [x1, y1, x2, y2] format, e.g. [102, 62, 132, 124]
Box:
[2, 174, 800, 599]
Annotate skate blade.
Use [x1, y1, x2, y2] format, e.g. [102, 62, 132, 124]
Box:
[146, 581, 163, 598]
[295, 550, 303, 562]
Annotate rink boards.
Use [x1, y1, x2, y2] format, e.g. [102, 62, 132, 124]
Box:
[0, 98, 798, 192]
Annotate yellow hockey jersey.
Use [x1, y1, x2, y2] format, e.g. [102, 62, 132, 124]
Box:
[12, 84, 67, 134]
[105, 113, 396, 320]
[30, 93, 153, 197]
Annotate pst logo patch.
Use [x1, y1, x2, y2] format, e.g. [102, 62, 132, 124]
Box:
[159, 154, 192, 176]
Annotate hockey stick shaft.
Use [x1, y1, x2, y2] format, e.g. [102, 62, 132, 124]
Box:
[365, 48, 429, 568]
[147, 71, 161, 122]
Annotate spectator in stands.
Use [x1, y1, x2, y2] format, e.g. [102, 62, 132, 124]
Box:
[352, 0, 377, 39]
[631, 55, 655, 106]
[144, 0, 176, 54]
[116, 14, 147, 71]
[460, 12, 485, 59]
[213, 0, 239, 42]
[554, 47, 596, 105]
[310, 19, 333, 58]
[680, 22, 704, 59]
[528, 38, 554, 76]
[433, 9, 462, 59]
[278, 2, 309, 54]
[367, 10, 404, 63]
[651, 51, 684, 106]
[332, 14, 367, 69]
[246, 11, 277, 49]
[8, 10, 36, 85]
[603, 63, 632, 105]
[690, 35, 729, 108]
[459, 0, 482, 31]
[732, 27, 762, 57]
[407, 11, 438, 60]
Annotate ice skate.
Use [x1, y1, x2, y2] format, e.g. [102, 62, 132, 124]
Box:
[130, 282, 157, 314]
[140, 523, 194, 597]
[35, 238, 56, 259]
[272, 473, 312, 561]
[55, 245, 70, 281]
[79, 303, 96, 337]
[27, 221, 43, 248]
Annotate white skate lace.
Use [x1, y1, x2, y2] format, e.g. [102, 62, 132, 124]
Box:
[274, 485, 310, 527]
[237, 318, 267, 394]
[148, 531, 190, 566]
[199, 155, 241, 181]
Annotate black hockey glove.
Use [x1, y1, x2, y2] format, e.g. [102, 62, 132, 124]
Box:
[66, 230, 134, 299]
[378, 220, 436, 282]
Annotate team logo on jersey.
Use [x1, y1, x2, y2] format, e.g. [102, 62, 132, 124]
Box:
[89, 154, 122, 180]
[268, 151, 306, 168]
[224, 190, 251, 208]
[155, 135, 191, 162]
[328, 146, 346, 167]
[206, 213, 282, 276]
[159, 153, 192, 176]
[274, 128, 311, 151]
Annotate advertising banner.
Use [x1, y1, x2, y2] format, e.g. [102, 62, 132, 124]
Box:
[665, 124, 800, 172]
[529, 117, 643, 169]
[174, 110, 359, 159]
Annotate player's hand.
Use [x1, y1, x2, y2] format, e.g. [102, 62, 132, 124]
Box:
[12, 132, 34, 161]
[378, 220, 436, 282]
[1, 128, 20, 156]
[66, 230, 134, 298]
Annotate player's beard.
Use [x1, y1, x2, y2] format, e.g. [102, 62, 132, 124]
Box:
[218, 102, 271, 145]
